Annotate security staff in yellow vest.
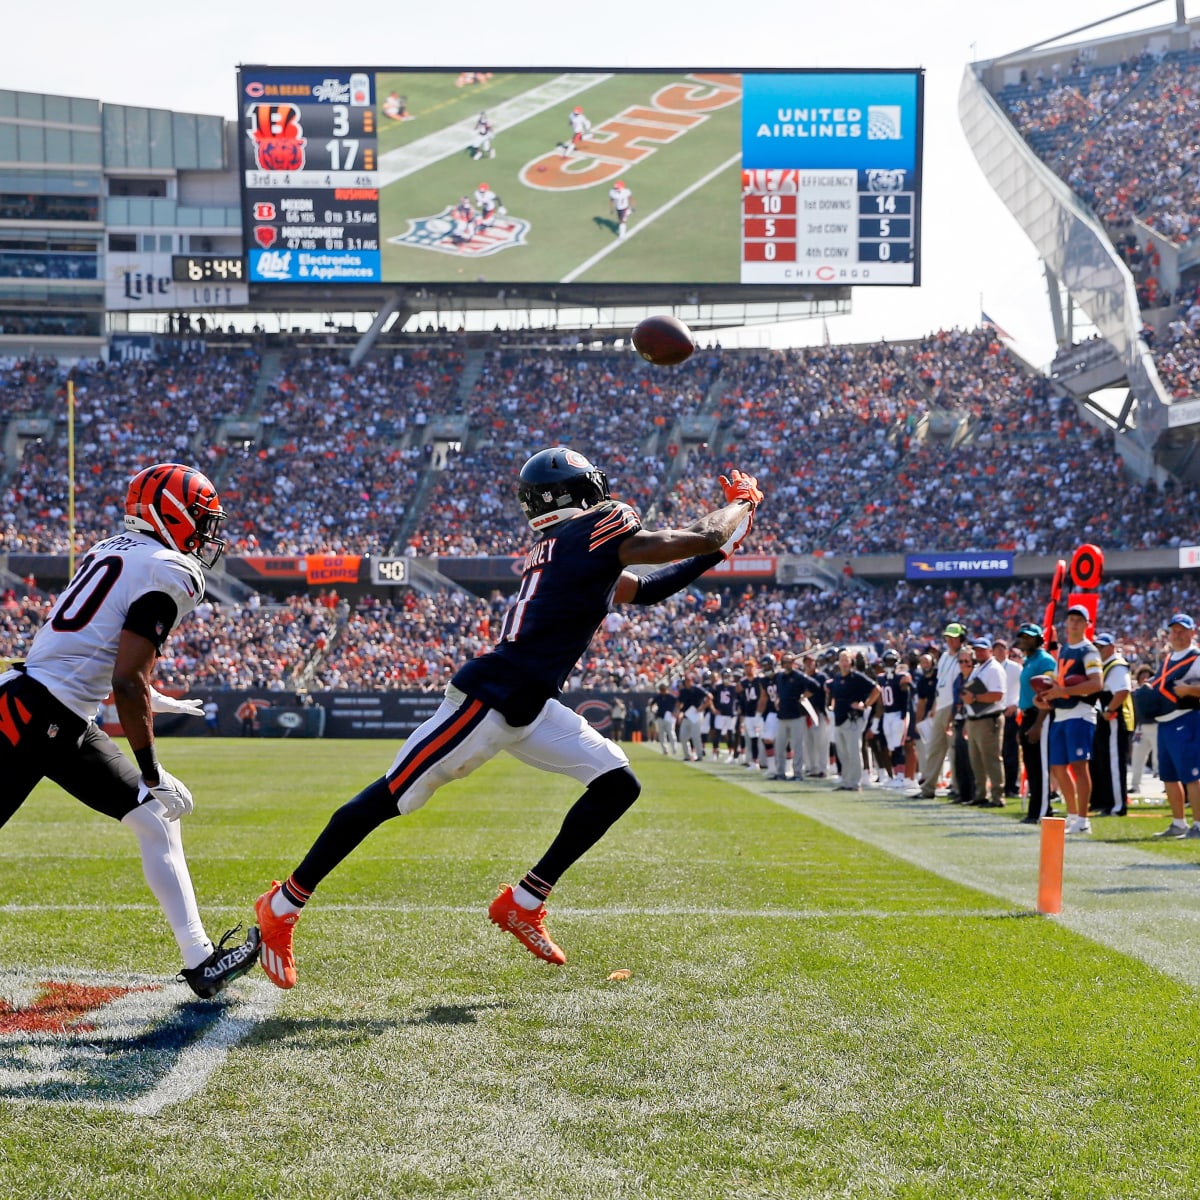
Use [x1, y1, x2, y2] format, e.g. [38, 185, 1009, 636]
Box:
[1091, 632, 1133, 817]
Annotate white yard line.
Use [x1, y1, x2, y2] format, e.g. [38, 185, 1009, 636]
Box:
[0, 902, 1013, 920]
[377, 73, 612, 187]
[559, 151, 742, 284]
[124, 980, 282, 1117]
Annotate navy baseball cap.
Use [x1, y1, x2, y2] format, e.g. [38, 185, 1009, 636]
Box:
[1169, 613, 1196, 630]
[1093, 631, 1116, 646]
[970, 636, 992, 649]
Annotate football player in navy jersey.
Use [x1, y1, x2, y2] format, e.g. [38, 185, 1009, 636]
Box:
[254, 448, 762, 985]
[877, 649, 911, 788]
[709, 670, 739, 762]
[737, 661, 766, 769]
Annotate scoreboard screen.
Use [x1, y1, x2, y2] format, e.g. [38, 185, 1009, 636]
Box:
[237, 67, 923, 288]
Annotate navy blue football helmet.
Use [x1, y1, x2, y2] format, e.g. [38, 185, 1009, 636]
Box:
[517, 446, 610, 531]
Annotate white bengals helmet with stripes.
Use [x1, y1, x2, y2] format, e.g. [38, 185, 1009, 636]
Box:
[517, 446, 610, 531]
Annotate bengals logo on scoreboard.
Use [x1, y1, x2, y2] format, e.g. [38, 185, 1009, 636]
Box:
[247, 103, 307, 172]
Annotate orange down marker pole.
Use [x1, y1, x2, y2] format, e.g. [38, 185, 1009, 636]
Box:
[1037, 817, 1066, 914]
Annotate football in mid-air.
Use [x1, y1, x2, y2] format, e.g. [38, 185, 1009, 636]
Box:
[632, 315, 695, 366]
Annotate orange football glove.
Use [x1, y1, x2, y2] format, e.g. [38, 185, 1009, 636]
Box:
[718, 469, 763, 508]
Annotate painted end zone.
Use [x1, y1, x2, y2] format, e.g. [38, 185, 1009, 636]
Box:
[0, 967, 279, 1113]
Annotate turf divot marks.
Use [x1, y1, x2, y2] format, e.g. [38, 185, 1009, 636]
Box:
[692, 759, 1200, 989]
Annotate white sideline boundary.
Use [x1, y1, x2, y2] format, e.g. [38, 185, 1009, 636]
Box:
[377, 73, 612, 187]
[559, 152, 742, 284]
[695, 760, 1200, 990]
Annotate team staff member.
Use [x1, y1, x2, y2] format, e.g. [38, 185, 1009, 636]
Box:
[650, 682, 679, 757]
[1015, 622, 1056, 825]
[1149, 613, 1200, 839]
[254, 450, 761, 984]
[827, 650, 880, 792]
[920, 623, 966, 798]
[1036, 605, 1102, 835]
[993, 638, 1023, 797]
[801, 652, 831, 778]
[964, 636, 1008, 807]
[771, 652, 814, 780]
[676, 669, 711, 762]
[1090, 632, 1132, 817]
[1129, 665, 1158, 795]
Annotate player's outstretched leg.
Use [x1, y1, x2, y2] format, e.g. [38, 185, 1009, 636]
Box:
[255, 776, 398, 989]
[488, 765, 641, 964]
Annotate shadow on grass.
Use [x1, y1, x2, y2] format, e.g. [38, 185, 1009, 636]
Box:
[592, 216, 619, 236]
[247, 1003, 506, 1047]
[1086, 885, 1172, 895]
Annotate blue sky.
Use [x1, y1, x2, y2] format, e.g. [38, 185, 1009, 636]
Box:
[2, 0, 1190, 362]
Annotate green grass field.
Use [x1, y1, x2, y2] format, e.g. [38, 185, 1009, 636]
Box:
[374, 71, 743, 284]
[2, 741, 1199, 1199]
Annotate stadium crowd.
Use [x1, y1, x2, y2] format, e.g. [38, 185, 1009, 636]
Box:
[2, 333, 1197, 570]
[995, 49, 1200, 245]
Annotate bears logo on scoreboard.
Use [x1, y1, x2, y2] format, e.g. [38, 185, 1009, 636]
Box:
[247, 103, 308, 172]
[866, 169, 906, 193]
[389, 208, 531, 258]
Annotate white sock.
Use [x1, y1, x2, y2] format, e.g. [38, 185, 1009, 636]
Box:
[512, 883, 543, 910]
[1172, 819, 1189, 829]
[123, 801, 212, 968]
[271, 890, 303, 917]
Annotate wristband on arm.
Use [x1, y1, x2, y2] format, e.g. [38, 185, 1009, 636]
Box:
[631, 552, 723, 606]
[133, 743, 161, 783]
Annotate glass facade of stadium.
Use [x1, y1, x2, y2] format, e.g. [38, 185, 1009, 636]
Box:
[0, 88, 240, 356]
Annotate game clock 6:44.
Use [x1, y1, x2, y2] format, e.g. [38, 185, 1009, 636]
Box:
[171, 256, 246, 283]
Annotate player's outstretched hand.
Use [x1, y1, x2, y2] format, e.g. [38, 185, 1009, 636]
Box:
[718, 469, 764, 508]
[138, 768, 194, 821]
[719, 509, 754, 560]
[149, 688, 205, 717]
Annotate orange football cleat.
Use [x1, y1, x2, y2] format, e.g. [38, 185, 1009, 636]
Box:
[255, 881, 299, 989]
[487, 885, 566, 965]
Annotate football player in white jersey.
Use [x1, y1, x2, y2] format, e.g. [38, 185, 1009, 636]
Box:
[559, 105, 592, 156]
[608, 180, 633, 238]
[473, 182, 500, 228]
[0, 463, 260, 997]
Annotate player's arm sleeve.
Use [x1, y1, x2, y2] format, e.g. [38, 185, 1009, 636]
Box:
[123, 592, 180, 653]
[628, 552, 724, 606]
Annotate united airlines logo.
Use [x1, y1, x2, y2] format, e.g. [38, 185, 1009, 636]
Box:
[868, 105, 902, 140]
[388, 208, 530, 258]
